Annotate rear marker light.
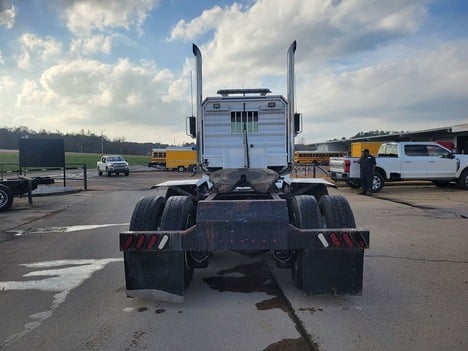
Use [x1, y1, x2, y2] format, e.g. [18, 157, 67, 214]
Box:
[330, 233, 341, 247]
[146, 234, 158, 249]
[135, 234, 146, 249]
[123, 235, 134, 250]
[344, 159, 351, 173]
[342, 233, 354, 248]
[318, 233, 329, 248]
[158, 235, 169, 250]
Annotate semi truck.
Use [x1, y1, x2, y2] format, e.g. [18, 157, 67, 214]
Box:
[120, 41, 370, 302]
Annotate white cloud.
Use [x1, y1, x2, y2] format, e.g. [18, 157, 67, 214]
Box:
[0, 2, 15, 28]
[9, 56, 191, 142]
[70, 35, 113, 55]
[0, 75, 15, 93]
[63, 0, 157, 36]
[16, 79, 47, 106]
[168, 0, 430, 98]
[16, 33, 62, 70]
[168, 5, 227, 41]
[297, 40, 468, 141]
[1, 0, 466, 145]
[20, 33, 62, 60]
[16, 51, 30, 70]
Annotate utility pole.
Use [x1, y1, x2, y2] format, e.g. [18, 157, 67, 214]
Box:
[100, 129, 105, 154]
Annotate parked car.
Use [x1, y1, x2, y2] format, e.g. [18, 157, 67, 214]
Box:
[97, 155, 129, 176]
[329, 142, 468, 192]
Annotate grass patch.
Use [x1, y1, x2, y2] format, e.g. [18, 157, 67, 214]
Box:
[0, 150, 149, 172]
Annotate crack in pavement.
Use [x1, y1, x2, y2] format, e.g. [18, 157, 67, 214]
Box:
[376, 196, 468, 219]
[366, 254, 467, 264]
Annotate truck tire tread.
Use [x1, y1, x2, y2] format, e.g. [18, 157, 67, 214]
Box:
[160, 196, 195, 287]
[289, 195, 322, 289]
[319, 195, 356, 228]
[129, 196, 166, 231]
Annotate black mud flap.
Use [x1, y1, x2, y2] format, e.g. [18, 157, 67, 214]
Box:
[124, 251, 185, 303]
[301, 248, 364, 295]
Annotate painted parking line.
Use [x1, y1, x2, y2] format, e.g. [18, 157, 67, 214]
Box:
[7, 223, 129, 237]
[0, 258, 123, 348]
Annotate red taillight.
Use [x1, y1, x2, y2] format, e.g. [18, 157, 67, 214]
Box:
[123, 235, 134, 250]
[146, 234, 158, 249]
[135, 234, 146, 249]
[330, 233, 341, 247]
[344, 159, 351, 173]
[342, 233, 354, 247]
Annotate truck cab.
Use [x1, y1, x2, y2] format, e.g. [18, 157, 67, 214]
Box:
[199, 90, 288, 172]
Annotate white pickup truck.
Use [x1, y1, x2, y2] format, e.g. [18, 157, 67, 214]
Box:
[329, 142, 468, 192]
[97, 155, 130, 177]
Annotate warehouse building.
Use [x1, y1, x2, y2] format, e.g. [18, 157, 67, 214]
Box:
[313, 123, 468, 154]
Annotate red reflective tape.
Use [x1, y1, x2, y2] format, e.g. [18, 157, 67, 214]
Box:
[135, 234, 146, 249]
[122, 235, 134, 250]
[146, 234, 158, 249]
[342, 233, 354, 248]
[330, 233, 341, 247]
[352, 233, 367, 248]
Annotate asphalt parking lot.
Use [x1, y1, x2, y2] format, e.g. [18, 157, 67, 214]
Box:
[1, 170, 467, 350]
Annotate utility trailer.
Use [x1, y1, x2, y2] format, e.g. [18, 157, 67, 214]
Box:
[120, 41, 370, 302]
[0, 176, 55, 211]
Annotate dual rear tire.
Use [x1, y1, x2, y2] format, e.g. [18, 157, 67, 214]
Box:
[290, 194, 356, 289]
[128, 195, 195, 288]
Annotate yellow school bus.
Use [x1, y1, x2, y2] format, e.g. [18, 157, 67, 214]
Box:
[294, 151, 344, 166]
[166, 148, 197, 172]
[148, 147, 197, 172]
[148, 148, 167, 168]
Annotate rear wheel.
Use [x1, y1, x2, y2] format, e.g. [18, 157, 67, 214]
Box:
[0, 184, 14, 212]
[177, 166, 186, 172]
[311, 184, 328, 201]
[315, 195, 364, 295]
[129, 196, 166, 231]
[457, 169, 468, 190]
[160, 196, 196, 287]
[319, 195, 356, 228]
[98, 168, 103, 176]
[372, 172, 385, 193]
[289, 195, 322, 289]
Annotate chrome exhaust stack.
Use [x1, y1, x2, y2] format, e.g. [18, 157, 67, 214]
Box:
[192, 44, 203, 168]
[287, 41, 297, 165]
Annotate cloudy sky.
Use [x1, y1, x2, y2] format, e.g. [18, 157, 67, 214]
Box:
[0, 0, 467, 145]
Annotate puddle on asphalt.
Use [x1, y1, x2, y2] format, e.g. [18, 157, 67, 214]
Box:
[202, 261, 277, 295]
[263, 338, 309, 351]
[203, 260, 313, 351]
